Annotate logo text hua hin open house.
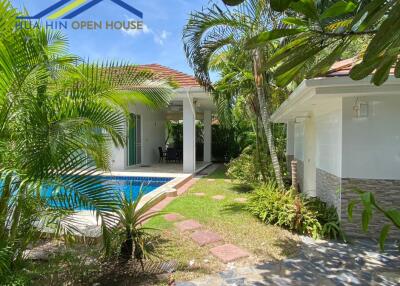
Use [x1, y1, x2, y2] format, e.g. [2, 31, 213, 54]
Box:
[16, 0, 144, 31]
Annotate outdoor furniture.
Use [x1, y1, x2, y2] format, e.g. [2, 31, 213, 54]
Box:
[158, 147, 166, 162]
[176, 149, 183, 163]
[166, 148, 178, 163]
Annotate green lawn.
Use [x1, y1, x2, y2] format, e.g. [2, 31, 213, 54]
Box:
[11, 166, 299, 286]
[146, 165, 299, 282]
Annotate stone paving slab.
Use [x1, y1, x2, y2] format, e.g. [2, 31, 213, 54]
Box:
[210, 244, 250, 263]
[193, 192, 205, 197]
[164, 213, 184, 222]
[190, 230, 223, 246]
[207, 179, 215, 182]
[175, 219, 202, 232]
[179, 237, 400, 285]
[212, 195, 225, 201]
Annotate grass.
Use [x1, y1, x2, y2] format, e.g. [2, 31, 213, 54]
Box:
[146, 165, 299, 282]
[7, 165, 299, 286]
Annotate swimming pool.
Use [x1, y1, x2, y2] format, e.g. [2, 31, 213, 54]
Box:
[105, 176, 173, 199]
[41, 176, 174, 210]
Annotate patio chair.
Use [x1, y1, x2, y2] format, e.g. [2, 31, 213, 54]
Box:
[166, 148, 178, 163]
[158, 147, 166, 162]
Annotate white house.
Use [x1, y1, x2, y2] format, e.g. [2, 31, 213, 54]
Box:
[271, 59, 400, 237]
[110, 64, 215, 174]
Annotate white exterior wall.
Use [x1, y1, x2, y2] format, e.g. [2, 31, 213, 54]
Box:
[110, 103, 166, 170]
[315, 99, 342, 177]
[342, 94, 400, 180]
[294, 121, 304, 161]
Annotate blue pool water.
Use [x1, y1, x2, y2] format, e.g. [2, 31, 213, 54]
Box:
[105, 176, 173, 198]
[41, 176, 173, 210]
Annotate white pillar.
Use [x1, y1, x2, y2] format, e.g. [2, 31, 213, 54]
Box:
[286, 120, 295, 157]
[203, 110, 212, 162]
[183, 97, 196, 173]
[286, 120, 295, 174]
[304, 115, 316, 197]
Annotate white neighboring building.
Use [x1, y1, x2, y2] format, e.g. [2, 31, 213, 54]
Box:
[110, 64, 215, 174]
[271, 60, 400, 237]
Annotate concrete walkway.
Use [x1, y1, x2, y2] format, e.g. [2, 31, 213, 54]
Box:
[177, 236, 400, 286]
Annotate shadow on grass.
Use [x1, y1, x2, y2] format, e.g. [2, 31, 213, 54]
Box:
[229, 183, 254, 194]
[220, 202, 247, 214]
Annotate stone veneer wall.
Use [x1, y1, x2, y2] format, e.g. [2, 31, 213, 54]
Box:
[295, 159, 304, 192]
[341, 178, 400, 239]
[316, 169, 341, 213]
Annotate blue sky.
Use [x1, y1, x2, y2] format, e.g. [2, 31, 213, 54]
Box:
[11, 0, 212, 76]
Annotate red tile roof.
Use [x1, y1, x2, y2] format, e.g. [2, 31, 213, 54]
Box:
[326, 58, 395, 77]
[137, 64, 201, 88]
[326, 58, 357, 76]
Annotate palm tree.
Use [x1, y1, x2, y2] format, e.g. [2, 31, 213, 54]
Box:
[244, 0, 400, 86]
[183, 0, 284, 186]
[0, 0, 173, 274]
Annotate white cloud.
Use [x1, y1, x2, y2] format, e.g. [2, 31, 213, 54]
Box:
[122, 23, 151, 37]
[153, 30, 170, 46]
[121, 21, 170, 46]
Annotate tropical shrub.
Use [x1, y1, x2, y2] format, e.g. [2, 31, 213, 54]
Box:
[114, 188, 161, 269]
[226, 146, 273, 184]
[247, 182, 344, 240]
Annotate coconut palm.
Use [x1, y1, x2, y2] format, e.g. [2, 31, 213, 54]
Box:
[183, 0, 285, 186]
[0, 0, 173, 275]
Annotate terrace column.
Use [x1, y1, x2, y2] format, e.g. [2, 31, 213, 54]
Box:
[286, 120, 295, 173]
[203, 110, 212, 162]
[183, 97, 196, 173]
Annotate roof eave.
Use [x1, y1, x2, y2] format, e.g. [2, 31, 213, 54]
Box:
[271, 75, 400, 123]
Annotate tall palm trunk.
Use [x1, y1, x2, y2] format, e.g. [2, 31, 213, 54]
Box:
[252, 48, 284, 187]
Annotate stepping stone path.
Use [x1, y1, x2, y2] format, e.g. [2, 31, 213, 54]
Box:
[209, 244, 250, 263]
[212, 195, 225, 201]
[234, 197, 247, 203]
[224, 179, 231, 183]
[190, 230, 222, 246]
[172, 213, 252, 266]
[207, 179, 215, 182]
[164, 213, 184, 222]
[175, 219, 202, 232]
[193, 192, 205, 197]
